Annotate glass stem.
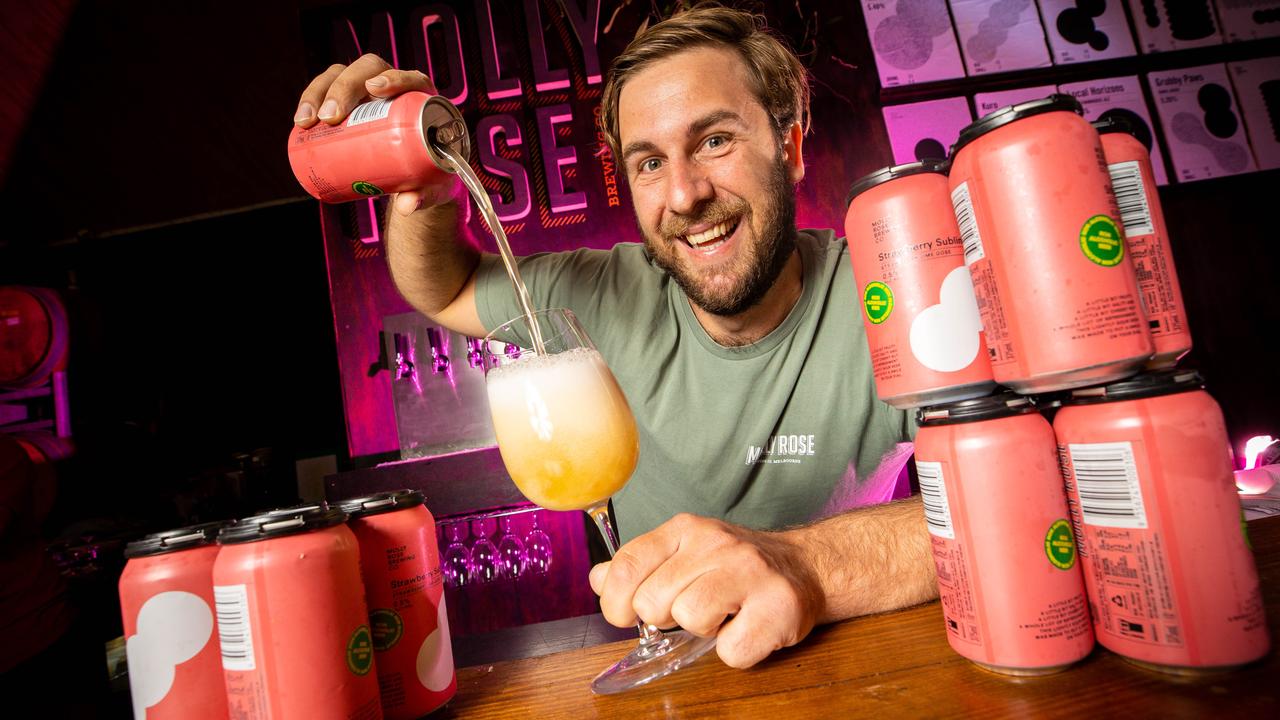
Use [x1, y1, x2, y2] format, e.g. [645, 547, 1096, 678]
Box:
[586, 503, 663, 647]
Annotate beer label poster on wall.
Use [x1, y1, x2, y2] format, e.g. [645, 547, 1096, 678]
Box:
[949, 0, 1052, 75]
[883, 96, 974, 164]
[1060, 75, 1170, 185]
[1229, 58, 1280, 170]
[862, 0, 967, 87]
[1126, 0, 1224, 53]
[1037, 0, 1137, 65]
[973, 85, 1058, 118]
[1215, 0, 1280, 42]
[1149, 64, 1257, 181]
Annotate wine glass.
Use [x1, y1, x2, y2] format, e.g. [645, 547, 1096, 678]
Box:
[524, 511, 553, 575]
[441, 521, 471, 588]
[496, 515, 526, 580]
[482, 308, 717, 694]
[469, 517, 499, 584]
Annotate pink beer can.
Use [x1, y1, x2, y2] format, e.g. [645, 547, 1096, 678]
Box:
[214, 506, 383, 719]
[338, 491, 456, 718]
[915, 392, 1095, 674]
[1054, 369, 1270, 672]
[844, 160, 996, 408]
[1094, 117, 1192, 369]
[948, 95, 1153, 393]
[288, 91, 470, 204]
[119, 522, 231, 720]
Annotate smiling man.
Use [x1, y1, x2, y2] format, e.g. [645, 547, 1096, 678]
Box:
[294, 3, 937, 669]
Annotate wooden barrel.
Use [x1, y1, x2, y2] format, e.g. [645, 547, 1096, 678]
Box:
[0, 286, 69, 388]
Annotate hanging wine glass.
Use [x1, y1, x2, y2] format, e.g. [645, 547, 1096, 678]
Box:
[524, 511, 554, 576]
[496, 514, 526, 580]
[441, 520, 471, 588]
[469, 517, 499, 584]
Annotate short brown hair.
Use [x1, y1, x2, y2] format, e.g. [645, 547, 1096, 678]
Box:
[599, 3, 811, 165]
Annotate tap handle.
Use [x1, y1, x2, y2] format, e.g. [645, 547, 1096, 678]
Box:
[392, 333, 415, 379]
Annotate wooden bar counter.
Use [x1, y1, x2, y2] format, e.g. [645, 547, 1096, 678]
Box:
[438, 516, 1280, 718]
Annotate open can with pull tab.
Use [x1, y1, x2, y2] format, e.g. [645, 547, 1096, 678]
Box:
[288, 91, 470, 204]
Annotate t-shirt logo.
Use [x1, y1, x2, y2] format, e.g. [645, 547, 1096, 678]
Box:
[746, 434, 817, 465]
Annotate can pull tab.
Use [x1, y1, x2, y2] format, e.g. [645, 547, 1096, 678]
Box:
[430, 119, 467, 150]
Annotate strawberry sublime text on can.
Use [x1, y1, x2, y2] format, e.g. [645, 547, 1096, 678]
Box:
[338, 490, 456, 718]
[948, 95, 1153, 393]
[120, 522, 230, 720]
[844, 160, 996, 409]
[214, 506, 382, 719]
[1054, 370, 1269, 673]
[914, 392, 1095, 674]
[288, 91, 470, 203]
[1093, 117, 1192, 369]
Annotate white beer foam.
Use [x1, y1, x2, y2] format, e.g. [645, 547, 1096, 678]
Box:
[417, 595, 455, 692]
[126, 591, 214, 719]
[909, 265, 984, 372]
[486, 345, 601, 381]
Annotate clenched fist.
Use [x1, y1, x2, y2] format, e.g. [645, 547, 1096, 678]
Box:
[588, 513, 824, 669]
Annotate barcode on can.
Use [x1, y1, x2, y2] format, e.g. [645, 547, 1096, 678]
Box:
[1107, 160, 1155, 237]
[950, 181, 985, 265]
[1067, 442, 1148, 529]
[214, 584, 256, 671]
[347, 98, 394, 127]
[916, 461, 955, 539]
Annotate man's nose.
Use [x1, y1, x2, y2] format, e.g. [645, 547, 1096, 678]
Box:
[665, 158, 714, 216]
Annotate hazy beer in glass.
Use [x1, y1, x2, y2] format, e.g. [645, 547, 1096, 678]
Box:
[482, 308, 716, 694]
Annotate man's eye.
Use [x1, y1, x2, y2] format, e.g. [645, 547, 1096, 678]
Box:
[639, 158, 662, 173]
[705, 135, 726, 150]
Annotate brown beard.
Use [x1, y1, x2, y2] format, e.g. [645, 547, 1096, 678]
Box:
[641, 156, 797, 317]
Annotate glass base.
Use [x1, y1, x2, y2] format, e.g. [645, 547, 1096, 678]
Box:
[590, 630, 718, 695]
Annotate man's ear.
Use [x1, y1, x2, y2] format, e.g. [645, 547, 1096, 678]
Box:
[781, 121, 805, 184]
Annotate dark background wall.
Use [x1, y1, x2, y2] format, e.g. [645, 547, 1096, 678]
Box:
[1, 0, 1277, 534]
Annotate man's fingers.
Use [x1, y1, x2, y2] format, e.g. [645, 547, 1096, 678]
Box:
[392, 191, 423, 216]
[366, 69, 439, 98]
[714, 598, 798, 669]
[595, 515, 689, 627]
[714, 578, 815, 669]
[589, 561, 610, 595]
[296, 59, 434, 128]
[668, 573, 737, 637]
[295, 63, 346, 127]
[318, 53, 393, 125]
[629, 537, 726, 628]
[597, 550, 644, 626]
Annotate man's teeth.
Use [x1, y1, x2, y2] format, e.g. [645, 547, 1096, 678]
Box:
[685, 221, 733, 246]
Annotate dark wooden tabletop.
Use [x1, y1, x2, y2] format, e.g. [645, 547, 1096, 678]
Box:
[439, 516, 1280, 719]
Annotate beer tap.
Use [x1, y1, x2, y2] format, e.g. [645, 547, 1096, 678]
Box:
[392, 333, 416, 381]
[426, 327, 451, 374]
[504, 343, 522, 361]
[466, 337, 485, 368]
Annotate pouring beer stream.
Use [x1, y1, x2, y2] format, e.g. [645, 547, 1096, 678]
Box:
[429, 121, 545, 355]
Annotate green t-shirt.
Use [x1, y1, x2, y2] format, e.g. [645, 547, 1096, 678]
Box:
[476, 229, 915, 543]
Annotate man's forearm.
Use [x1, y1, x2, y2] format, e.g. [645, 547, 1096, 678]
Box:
[385, 198, 481, 320]
[781, 495, 938, 623]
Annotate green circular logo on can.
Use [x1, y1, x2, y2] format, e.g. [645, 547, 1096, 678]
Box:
[863, 281, 894, 324]
[1079, 215, 1124, 267]
[1045, 519, 1077, 570]
[352, 180, 383, 196]
[369, 608, 404, 651]
[346, 625, 374, 675]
